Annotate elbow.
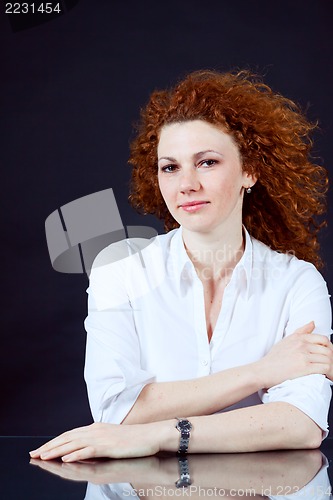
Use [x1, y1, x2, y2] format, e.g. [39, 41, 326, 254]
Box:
[293, 419, 323, 450]
[302, 426, 323, 449]
[277, 403, 324, 450]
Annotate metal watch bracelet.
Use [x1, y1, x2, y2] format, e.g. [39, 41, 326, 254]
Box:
[175, 418, 193, 455]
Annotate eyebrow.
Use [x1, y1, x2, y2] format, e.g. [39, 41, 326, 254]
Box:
[158, 156, 177, 163]
[158, 150, 224, 163]
[196, 150, 224, 158]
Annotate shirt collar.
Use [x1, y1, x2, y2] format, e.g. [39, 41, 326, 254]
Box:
[169, 227, 194, 285]
[169, 225, 253, 298]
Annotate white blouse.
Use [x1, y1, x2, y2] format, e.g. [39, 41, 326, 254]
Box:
[84, 227, 332, 436]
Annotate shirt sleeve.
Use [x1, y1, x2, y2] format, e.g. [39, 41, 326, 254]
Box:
[261, 262, 333, 439]
[84, 245, 156, 424]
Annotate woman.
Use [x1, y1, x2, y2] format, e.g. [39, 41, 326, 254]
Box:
[31, 70, 333, 461]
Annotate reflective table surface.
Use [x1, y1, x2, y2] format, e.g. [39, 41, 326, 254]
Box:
[2, 437, 333, 499]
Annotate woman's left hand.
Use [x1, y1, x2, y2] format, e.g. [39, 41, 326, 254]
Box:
[29, 421, 172, 462]
[325, 338, 333, 382]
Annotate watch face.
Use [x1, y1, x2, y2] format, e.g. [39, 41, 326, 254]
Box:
[177, 420, 192, 432]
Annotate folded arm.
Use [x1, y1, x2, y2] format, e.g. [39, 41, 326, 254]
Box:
[123, 322, 332, 424]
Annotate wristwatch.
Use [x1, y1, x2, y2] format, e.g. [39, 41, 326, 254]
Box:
[175, 418, 193, 454]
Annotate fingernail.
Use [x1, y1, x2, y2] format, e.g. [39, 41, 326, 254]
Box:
[40, 452, 49, 459]
[29, 450, 38, 457]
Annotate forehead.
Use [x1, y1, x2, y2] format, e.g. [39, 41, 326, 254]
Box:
[157, 120, 239, 155]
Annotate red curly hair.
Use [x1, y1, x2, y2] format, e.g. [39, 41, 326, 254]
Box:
[129, 70, 328, 268]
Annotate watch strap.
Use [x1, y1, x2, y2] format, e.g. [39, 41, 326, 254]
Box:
[175, 418, 192, 455]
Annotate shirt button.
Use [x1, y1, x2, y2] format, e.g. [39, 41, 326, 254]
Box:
[202, 360, 208, 366]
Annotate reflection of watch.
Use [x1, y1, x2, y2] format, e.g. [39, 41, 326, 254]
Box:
[175, 418, 192, 455]
[175, 455, 191, 488]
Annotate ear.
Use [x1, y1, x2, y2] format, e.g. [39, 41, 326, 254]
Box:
[243, 171, 257, 189]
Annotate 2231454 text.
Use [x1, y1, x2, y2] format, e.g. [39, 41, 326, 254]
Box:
[5, 3, 62, 14]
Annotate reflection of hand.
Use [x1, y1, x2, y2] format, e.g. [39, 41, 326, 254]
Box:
[29, 421, 173, 462]
[258, 322, 333, 389]
[31, 449, 323, 495]
[30, 456, 169, 485]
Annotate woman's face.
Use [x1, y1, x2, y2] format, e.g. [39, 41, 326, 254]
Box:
[157, 120, 255, 236]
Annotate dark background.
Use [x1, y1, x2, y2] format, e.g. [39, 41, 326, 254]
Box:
[1, 0, 332, 436]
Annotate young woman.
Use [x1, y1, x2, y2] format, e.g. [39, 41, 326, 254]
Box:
[31, 70, 333, 462]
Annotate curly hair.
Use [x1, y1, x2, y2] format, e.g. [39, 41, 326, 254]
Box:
[129, 70, 328, 268]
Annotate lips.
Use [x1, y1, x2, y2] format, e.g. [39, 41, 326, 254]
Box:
[179, 201, 210, 212]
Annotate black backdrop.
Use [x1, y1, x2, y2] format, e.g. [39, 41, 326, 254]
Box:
[1, 0, 332, 436]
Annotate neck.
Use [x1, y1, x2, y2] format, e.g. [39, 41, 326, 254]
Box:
[182, 224, 244, 282]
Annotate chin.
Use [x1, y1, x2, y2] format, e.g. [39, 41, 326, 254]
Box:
[180, 221, 216, 234]
[173, 210, 218, 233]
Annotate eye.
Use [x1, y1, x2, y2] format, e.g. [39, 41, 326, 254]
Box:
[160, 164, 178, 173]
[199, 159, 218, 168]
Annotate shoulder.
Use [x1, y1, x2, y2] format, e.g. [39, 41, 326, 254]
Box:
[250, 236, 327, 289]
[88, 229, 180, 309]
[89, 229, 179, 285]
[92, 237, 154, 269]
[98, 228, 179, 261]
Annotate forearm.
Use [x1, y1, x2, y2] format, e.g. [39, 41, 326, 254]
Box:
[159, 402, 323, 453]
[122, 361, 263, 424]
[31, 403, 323, 462]
[122, 325, 333, 425]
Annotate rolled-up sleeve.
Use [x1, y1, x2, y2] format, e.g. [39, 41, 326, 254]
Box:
[84, 248, 155, 424]
[261, 263, 332, 438]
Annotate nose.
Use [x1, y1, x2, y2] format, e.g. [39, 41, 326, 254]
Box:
[179, 168, 201, 193]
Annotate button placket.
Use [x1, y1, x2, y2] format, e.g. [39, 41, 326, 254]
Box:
[210, 280, 236, 362]
[192, 274, 211, 376]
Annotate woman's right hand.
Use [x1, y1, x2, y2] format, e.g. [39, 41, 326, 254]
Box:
[258, 322, 333, 389]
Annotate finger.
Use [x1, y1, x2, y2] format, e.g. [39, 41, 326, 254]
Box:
[30, 427, 89, 458]
[62, 446, 97, 463]
[39, 441, 88, 461]
[308, 353, 331, 365]
[294, 321, 315, 334]
[307, 344, 331, 356]
[302, 334, 331, 347]
[30, 434, 71, 458]
[30, 441, 67, 458]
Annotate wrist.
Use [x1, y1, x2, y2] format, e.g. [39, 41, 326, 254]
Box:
[249, 360, 267, 391]
[156, 419, 179, 453]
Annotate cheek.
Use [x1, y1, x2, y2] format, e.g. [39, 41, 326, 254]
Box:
[157, 175, 165, 196]
[157, 176, 173, 204]
[211, 177, 234, 196]
[211, 177, 243, 205]
[158, 171, 175, 189]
